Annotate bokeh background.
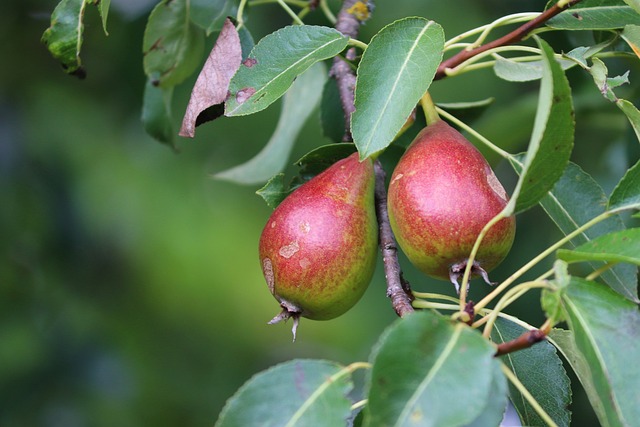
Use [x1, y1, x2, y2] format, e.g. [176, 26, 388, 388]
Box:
[2, 0, 638, 425]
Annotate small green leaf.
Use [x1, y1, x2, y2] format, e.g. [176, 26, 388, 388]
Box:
[256, 174, 290, 209]
[609, 158, 640, 211]
[506, 37, 574, 214]
[142, 78, 176, 149]
[436, 98, 494, 123]
[494, 56, 575, 82]
[143, 0, 205, 88]
[542, 288, 567, 323]
[540, 162, 637, 301]
[547, 6, 640, 30]
[560, 277, 640, 427]
[41, 0, 87, 76]
[557, 228, 640, 266]
[352, 17, 445, 159]
[491, 318, 571, 427]
[364, 311, 502, 427]
[215, 359, 354, 427]
[215, 62, 327, 184]
[225, 26, 348, 116]
[621, 24, 640, 57]
[547, 328, 607, 425]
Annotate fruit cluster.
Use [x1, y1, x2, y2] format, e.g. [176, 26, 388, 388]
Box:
[259, 119, 515, 337]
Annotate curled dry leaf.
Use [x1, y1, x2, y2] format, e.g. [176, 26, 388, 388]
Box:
[179, 18, 242, 137]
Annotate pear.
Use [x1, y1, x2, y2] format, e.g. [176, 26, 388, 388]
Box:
[259, 152, 378, 339]
[387, 120, 515, 292]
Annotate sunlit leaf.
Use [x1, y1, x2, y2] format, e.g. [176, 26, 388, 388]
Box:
[540, 162, 637, 302]
[179, 19, 242, 137]
[142, 79, 176, 149]
[609, 158, 640, 211]
[143, 0, 205, 88]
[352, 17, 444, 159]
[623, 0, 640, 14]
[215, 62, 327, 184]
[215, 359, 354, 427]
[560, 278, 640, 427]
[492, 318, 572, 427]
[506, 37, 574, 214]
[364, 311, 502, 427]
[41, 0, 87, 77]
[225, 26, 347, 116]
[547, 6, 640, 30]
[557, 228, 640, 267]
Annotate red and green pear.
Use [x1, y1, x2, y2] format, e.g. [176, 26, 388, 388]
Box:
[387, 120, 515, 292]
[259, 152, 378, 338]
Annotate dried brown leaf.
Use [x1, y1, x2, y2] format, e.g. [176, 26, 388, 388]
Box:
[179, 18, 242, 137]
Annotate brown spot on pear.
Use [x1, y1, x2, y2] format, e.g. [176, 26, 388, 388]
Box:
[387, 120, 515, 291]
[259, 153, 378, 336]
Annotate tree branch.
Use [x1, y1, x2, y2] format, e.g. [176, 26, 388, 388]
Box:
[331, 0, 414, 317]
[495, 329, 547, 356]
[435, 0, 583, 80]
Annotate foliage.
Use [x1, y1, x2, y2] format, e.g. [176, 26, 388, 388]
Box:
[39, 0, 640, 426]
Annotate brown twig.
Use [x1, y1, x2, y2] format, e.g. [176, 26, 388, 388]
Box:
[331, 0, 414, 317]
[435, 0, 583, 80]
[374, 160, 414, 317]
[495, 329, 547, 356]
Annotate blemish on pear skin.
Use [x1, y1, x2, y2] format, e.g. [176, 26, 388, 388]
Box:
[299, 221, 310, 233]
[262, 258, 275, 294]
[271, 221, 276, 228]
[279, 241, 300, 258]
[299, 258, 311, 269]
[391, 173, 404, 185]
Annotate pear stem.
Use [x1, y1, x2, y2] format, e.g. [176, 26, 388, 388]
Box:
[420, 91, 440, 125]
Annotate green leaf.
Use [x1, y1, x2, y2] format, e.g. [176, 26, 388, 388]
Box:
[256, 174, 290, 209]
[225, 26, 347, 116]
[364, 311, 503, 427]
[41, 0, 87, 77]
[320, 77, 346, 143]
[609, 158, 640, 211]
[190, 0, 232, 35]
[560, 277, 640, 427]
[621, 24, 640, 58]
[540, 162, 637, 302]
[352, 17, 444, 159]
[215, 359, 354, 427]
[557, 228, 640, 266]
[85, 0, 110, 34]
[506, 37, 574, 214]
[462, 362, 508, 427]
[142, 78, 176, 149]
[547, 328, 607, 425]
[294, 143, 358, 181]
[616, 99, 640, 142]
[547, 6, 640, 30]
[143, 0, 205, 88]
[623, 0, 640, 14]
[491, 318, 571, 427]
[436, 98, 495, 123]
[494, 42, 610, 82]
[214, 62, 327, 184]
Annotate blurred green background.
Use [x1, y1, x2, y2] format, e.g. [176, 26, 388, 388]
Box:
[2, 0, 638, 426]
